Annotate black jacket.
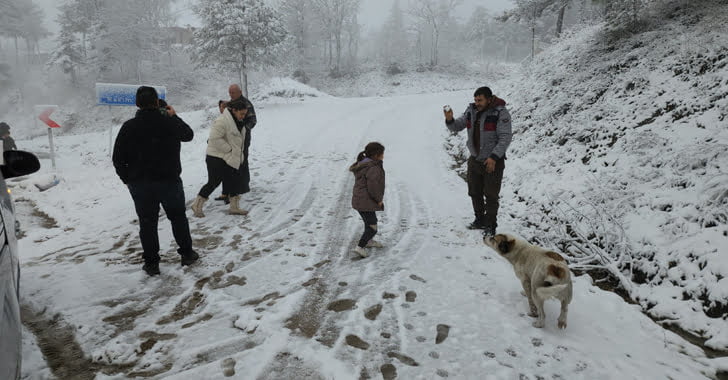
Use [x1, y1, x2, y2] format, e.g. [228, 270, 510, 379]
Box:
[1, 136, 17, 151]
[232, 95, 257, 131]
[112, 109, 193, 184]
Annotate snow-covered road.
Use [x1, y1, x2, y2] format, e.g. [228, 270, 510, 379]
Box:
[14, 91, 725, 379]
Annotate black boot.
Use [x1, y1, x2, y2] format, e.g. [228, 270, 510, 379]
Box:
[467, 217, 487, 230]
[142, 262, 160, 276]
[482, 225, 497, 237]
[181, 250, 199, 266]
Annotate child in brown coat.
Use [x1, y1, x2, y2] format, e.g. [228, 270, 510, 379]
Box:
[349, 142, 385, 258]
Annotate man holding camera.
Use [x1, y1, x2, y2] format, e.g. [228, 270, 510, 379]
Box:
[113, 86, 198, 276]
[444, 86, 512, 236]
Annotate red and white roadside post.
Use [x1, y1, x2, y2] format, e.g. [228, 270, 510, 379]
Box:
[34, 105, 61, 169]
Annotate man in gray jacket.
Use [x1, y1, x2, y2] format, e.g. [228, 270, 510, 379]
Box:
[444, 86, 512, 236]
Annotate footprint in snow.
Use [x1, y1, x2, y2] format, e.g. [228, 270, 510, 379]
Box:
[435, 324, 450, 344]
[380, 363, 397, 380]
[364, 304, 383, 320]
[405, 291, 417, 302]
[327, 299, 356, 312]
[221, 358, 236, 377]
[410, 274, 427, 283]
[345, 334, 370, 350]
[387, 352, 420, 366]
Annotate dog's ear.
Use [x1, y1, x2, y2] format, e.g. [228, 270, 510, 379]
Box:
[497, 236, 516, 254]
[498, 240, 511, 253]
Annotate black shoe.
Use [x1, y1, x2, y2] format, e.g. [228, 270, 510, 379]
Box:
[181, 250, 199, 266]
[482, 225, 497, 237]
[214, 194, 228, 202]
[467, 218, 487, 230]
[142, 262, 160, 276]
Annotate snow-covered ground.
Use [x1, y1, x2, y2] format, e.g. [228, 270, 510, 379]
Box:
[10, 2, 728, 379]
[12, 84, 727, 379]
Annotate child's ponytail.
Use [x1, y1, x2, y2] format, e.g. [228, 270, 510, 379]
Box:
[353, 142, 384, 165]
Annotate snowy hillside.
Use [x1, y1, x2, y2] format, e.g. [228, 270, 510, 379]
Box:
[445, 1, 728, 350]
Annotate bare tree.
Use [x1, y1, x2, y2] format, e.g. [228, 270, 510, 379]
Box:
[408, 0, 461, 67]
[280, 0, 313, 68]
[310, 0, 361, 72]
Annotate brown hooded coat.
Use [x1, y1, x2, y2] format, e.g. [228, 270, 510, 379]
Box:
[350, 158, 385, 211]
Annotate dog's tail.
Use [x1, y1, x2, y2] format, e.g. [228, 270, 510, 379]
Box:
[536, 264, 570, 299]
[536, 283, 569, 299]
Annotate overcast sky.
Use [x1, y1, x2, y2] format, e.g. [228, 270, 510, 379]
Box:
[35, 0, 515, 40]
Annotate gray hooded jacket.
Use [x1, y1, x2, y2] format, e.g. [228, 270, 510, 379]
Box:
[446, 97, 512, 162]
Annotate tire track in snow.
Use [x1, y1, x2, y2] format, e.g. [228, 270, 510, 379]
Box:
[331, 181, 434, 378]
[278, 165, 434, 378]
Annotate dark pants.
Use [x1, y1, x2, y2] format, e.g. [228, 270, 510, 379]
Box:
[200, 156, 239, 198]
[222, 130, 251, 195]
[357, 211, 378, 248]
[241, 130, 251, 194]
[467, 157, 505, 228]
[128, 178, 193, 265]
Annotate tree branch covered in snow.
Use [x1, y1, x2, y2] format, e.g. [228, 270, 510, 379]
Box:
[191, 0, 289, 96]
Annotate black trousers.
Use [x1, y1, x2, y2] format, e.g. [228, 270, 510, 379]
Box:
[222, 130, 251, 195]
[128, 178, 193, 265]
[467, 157, 505, 227]
[200, 156, 239, 198]
[357, 211, 378, 248]
[240, 130, 251, 194]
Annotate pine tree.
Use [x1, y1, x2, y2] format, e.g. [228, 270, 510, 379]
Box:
[0, 0, 49, 65]
[63, 0, 174, 82]
[380, 0, 408, 67]
[192, 0, 288, 96]
[49, 4, 84, 85]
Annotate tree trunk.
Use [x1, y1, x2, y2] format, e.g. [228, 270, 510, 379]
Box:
[82, 32, 87, 57]
[531, 24, 536, 59]
[328, 36, 333, 68]
[241, 49, 249, 97]
[556, 5, 566, 37]
[335, 33, 342, 70]
[531, 5, 536, 59]
[70, 66, 77, 86]
[14, 36, 19, 66]
[432, 24, 439, 66]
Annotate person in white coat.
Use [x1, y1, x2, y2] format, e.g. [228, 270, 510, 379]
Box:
[191, 99, 249, 217]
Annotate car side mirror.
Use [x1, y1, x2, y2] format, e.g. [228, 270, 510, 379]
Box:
[1, 150, 41, 179]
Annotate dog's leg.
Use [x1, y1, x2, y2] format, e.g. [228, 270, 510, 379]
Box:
[531, 293, 546, 328]
[557, 301, 568, 329]
[521, 279, 538, 317]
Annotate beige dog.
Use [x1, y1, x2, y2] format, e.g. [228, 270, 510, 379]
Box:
[484, 233, 572, 329]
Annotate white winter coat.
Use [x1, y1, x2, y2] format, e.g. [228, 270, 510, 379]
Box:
[206, 108, 246, 169]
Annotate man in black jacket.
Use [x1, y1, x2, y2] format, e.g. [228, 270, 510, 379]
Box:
[229, 84, 257, 193]
[112, 86, 198, 276]
[0, 122, 17, 150]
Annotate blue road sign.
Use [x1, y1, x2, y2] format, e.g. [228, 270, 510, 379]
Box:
[95, 83, 166, 106]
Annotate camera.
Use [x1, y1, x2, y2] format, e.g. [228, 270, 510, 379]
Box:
[158, 99, 169, 116]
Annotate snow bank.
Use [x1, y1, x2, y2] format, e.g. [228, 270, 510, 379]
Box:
[446, 2, 728, 349]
